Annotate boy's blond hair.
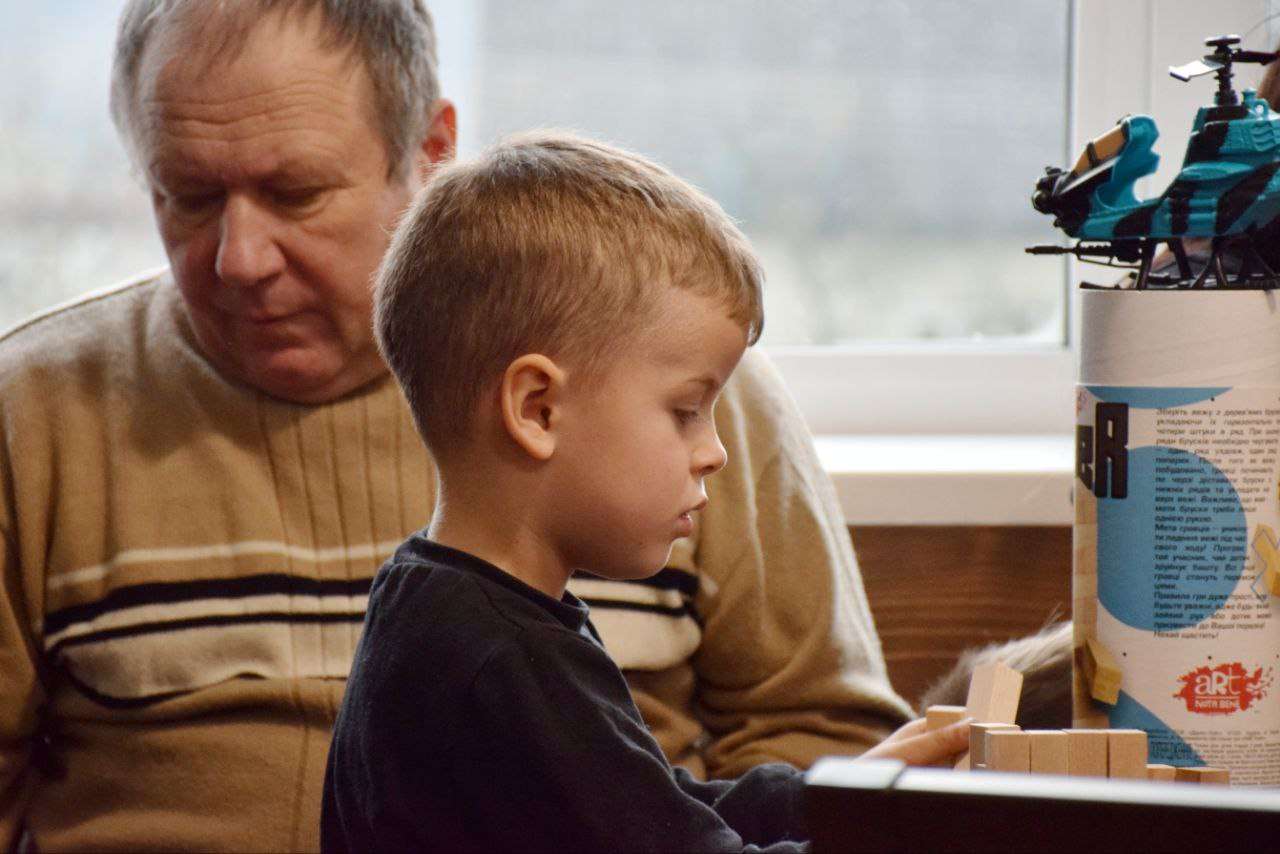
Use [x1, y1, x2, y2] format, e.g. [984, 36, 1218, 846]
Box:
[374, 130, 764, 453]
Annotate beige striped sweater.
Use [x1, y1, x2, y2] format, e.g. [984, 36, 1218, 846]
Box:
[0, 272, 909, 852]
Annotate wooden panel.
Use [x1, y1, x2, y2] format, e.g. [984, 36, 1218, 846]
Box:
[851, 525, 1071, 708]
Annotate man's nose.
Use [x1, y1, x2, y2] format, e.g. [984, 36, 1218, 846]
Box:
[694, 430, 728, 477]
[215, 196, 286, 287]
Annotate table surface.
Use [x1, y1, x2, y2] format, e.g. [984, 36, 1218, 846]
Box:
[805, 758, 1280, 853]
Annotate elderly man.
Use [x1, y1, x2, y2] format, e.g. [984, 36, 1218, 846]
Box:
[0, 1, 910, 850]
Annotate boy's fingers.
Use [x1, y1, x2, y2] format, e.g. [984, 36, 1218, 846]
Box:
[889, 717, 930, 740]
[860, 717, 974, 766]
[936, 719, 973, 754]
[889, 720, 972, 766]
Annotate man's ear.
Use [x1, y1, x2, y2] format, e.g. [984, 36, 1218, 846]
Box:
[412, 98, 458, 183]
[500, 354, 564, 461]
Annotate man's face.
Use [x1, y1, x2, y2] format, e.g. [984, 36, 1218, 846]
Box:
[548, 288, 747, 579]
[134, 12, 453, 403]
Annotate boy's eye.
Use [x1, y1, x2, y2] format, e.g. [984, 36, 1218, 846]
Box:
[674, 408, 701, 425]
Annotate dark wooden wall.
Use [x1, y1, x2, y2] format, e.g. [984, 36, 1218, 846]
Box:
[851, 526, 1072, 708]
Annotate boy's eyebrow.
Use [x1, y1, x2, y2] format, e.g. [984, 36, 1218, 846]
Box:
[684, 376, 721, 394]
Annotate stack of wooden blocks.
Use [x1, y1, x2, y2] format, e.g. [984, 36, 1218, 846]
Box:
[929, 662, 1229, 785]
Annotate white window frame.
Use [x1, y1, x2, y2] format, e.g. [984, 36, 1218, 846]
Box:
[435, 1, 1079, 437]
[772, 0, 1084, 437]
[781, 0, 1273, 437]
[435, 0, 1271, 446]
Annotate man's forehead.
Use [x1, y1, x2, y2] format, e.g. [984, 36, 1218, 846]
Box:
[148, 149, 336, 186]
[134, 6, 380, 182]
[139, 81, 368, 183]
[136, 3, 365, 107]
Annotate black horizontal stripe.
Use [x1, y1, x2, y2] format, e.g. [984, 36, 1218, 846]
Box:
[579, 597, 691, 620]
[62, 668, 278, 711]
[49, 610, 367, 658]
[61, 667, 226, 710]
[45, 573, 374, 637]
[573, 566, 699, 597]
[637, 568, 700, 596]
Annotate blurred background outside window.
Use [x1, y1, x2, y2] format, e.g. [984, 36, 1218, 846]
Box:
[0, 0, 1069, 348]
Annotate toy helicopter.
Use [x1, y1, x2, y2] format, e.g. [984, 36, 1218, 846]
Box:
[1028, 35, 1280, 289]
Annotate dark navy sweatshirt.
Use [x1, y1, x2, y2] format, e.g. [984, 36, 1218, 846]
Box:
[321, 536, 809, 852]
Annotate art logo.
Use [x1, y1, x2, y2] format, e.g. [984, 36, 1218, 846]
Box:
[1174, 662, 1272, 715]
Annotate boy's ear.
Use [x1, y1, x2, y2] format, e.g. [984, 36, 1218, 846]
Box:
[500, 354, 565, 461]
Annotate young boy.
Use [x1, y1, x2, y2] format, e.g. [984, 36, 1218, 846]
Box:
[321, 131, 969, 852]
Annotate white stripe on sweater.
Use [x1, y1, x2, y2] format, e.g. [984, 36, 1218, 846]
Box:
[63, 620, 363, 698]
[48, 540, 406, 592]
[566, 578, 688, 609]
[44, 592, 373, 651]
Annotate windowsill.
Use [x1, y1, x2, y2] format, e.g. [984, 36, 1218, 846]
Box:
[815, 434, 1075, 526]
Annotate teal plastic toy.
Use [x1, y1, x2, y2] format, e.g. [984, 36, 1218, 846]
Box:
[1029, 35, 1280, 289]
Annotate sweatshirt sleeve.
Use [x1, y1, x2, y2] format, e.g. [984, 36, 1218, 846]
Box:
[694, 349, 913, 778]
[461, 628, 809, 853]
[672, 764, 809, 847]
[0, 436, 42, 851]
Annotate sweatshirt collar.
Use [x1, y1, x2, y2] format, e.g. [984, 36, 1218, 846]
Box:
[406, 537, 591, 633]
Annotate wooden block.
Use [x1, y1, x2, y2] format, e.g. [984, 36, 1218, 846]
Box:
[1251, 525, 1280, 597]
[1147, 763, 1177, 782]
[1070, 643, 1109, 729]
[1175, 766, 1231, 785]
[926, 705, 968, 767]
[1080, 636, 1121, 705]
[925, 705, 967, 731]
[1107, 729, 1147, 779]
[986, 731, 1031, 773]
[967, 723, 1020, 770]
[1074, 560, 1098, 597]
[966, 723, 1020, 770]
[955, 662, 1023, 769]
[1266, 563, 1280, 596]
[1075, 483, 1097, 524]
[1073, 597, 1098, 630]
[1065, 729, 1108, 777]
[1027, 730, 1069, 775]
[964, 662, 1024, 723]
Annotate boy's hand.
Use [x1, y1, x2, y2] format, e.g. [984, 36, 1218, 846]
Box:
[856, 717, 971, 767]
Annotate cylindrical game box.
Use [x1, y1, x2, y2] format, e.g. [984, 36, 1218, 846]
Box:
[1075, 288, 1280, 786]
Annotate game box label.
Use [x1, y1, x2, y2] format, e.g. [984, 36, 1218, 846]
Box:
[1074, 385, 1280, 785]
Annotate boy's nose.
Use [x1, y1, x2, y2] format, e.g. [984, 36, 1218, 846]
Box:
[694, 431, 728, 477]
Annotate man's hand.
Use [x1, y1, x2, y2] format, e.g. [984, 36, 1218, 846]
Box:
[856, 717, 971, 767]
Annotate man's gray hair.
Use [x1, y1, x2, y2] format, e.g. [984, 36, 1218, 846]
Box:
[110, 0, 440, 178]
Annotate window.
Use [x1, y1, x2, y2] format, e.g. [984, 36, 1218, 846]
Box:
[4, 2, 1273, 436]
[0, 4, 165, 327]
[443, 0, 1071, 348]
[428, 0, 1078, 435]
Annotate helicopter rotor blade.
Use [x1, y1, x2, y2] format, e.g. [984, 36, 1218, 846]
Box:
[1169, 58, 1223, 81]
[1235, 50, 1280, 65]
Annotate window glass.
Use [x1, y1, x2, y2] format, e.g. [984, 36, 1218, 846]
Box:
[1, 3, 164, 332]
[0, 1, 1069, 345]
[463, 0, 1071, 345]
